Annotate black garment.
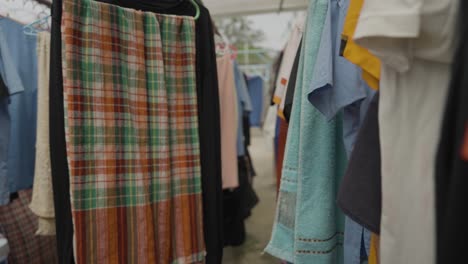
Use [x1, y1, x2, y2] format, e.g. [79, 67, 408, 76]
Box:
[223, 157, 259, 247]
[436, 5, 468, 263]
[243, 111, 251, 147]
[283, 41, 301, 122]
[0, 74, 7, 98]
[190, 5, 224, 263]
[337, 93, 381, 234]
[49, 1, 75, 263]
[51, 1, 224, 263]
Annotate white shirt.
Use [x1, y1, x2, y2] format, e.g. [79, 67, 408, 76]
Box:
[354, 0, 458, 263]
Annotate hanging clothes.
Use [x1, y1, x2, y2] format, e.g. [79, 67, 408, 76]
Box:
[337, 93, 381, 235]
[435, 1, 467, 262]
[0, 190, 58, 264]
[270, 51, 284, 106]
[265, 0, 347, 263]
[30, 31, 55, 236]
[61, 0, 205, 263]
[217, 53, 239, 189]
[49, 0, 75, 261]
[222, 155, 258, 247]
[50, 0, 224, 262]
[247, 76, 264, 127]
[0, 81, 9, 207]
[233, 61, 253, 157]
[354, 0, 458, 263]
[0, 17, 38, 205]
[275, 118, 288, 194]
[306, 0, 375, 262]
[282, 41, 301, 123]
[340, 0, 380, 90]
[0, 74, 6, 99]
[273, 15, 304, 115]
[368, 234, 379, 264]
[0, 232, 7, 264]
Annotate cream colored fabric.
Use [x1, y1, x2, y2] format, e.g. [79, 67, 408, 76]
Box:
[354, 1, 458, 264]
[29, 31, 55, 236]
[273, 15, 305, 120]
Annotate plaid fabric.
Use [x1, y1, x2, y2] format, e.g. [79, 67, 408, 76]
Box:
[61, 0, 204, 263]
[0, 190, 58, 264]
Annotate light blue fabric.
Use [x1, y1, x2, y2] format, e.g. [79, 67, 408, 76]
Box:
[0, 18, 38, 202]
[344, 217, 371, 263]
[342, 81, 373, 264]
[233, 61, 252, 156]
[307, 0, 367, 124]
[304, 1, 375, 263]
[247, 76, 263, 127]
[0, 97, 10, 205]
[265, 0, 347, 263]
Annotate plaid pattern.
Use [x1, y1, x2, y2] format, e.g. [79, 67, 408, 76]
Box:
[0, 190, 58, 264]
[61, 0, 204, 263]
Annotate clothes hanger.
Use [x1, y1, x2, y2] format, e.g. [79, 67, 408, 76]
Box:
[216, 31, 231, 56]
[23, 14, 50, 36]
[189, 0, 200, 20]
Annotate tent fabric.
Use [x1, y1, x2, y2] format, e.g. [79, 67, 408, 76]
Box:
[203, 0, 308, 17]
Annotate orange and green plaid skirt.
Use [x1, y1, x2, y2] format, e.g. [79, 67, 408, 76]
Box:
[61, 0, 204, 262]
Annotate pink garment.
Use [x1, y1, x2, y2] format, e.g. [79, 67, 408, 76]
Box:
[217, 54, 239, 189]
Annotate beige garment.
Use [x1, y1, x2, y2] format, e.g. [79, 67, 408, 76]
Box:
[354, 0, 458, 263]
[275, 15, 305, 118]
[29, 31, 55, 236]
[217, 53, 239, 189]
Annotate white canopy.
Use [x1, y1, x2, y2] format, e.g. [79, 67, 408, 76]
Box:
[203, 0, 309, 17]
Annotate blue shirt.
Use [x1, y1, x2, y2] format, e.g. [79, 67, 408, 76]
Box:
[306, 0, 374, 263]
[0, 18, 38, 205]
[233, 61, 252, 156]
[247, 76, 263, 127]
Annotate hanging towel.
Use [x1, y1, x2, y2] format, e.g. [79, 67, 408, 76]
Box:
[306, 0, 374, 262]
[61, 0, 205, 262]
[265, 0, 347, 263]
[29, 31, 56, 236]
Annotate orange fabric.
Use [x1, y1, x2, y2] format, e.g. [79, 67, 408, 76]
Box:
[368, 233, 380, 264]
[276, 118, 289, 195]
[341, 0, 381, 90]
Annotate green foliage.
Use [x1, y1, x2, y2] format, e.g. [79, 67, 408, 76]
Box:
[214, 16, 266, 48]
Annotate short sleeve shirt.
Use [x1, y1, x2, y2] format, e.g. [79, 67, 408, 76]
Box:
[354, 1, 458, 264]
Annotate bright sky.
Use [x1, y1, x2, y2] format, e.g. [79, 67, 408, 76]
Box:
[245, 11, 305, 51]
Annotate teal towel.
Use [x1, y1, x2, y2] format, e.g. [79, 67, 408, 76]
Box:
[265, 0, 347, 263]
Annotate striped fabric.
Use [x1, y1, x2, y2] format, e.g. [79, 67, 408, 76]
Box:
[0, 190, 58, 264]
[61, 0, 205, 263]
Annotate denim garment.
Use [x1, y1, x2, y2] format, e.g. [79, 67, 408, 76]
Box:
[305, 0, 374, 263]
[265, 0, 347, 263]
[233, 61, 252, 156]
[247, 76, 263, 127]
[0, 18, 38, 199]
[0, 97, 9, 205]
